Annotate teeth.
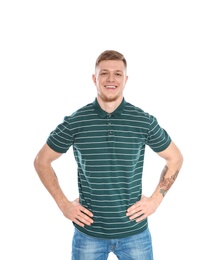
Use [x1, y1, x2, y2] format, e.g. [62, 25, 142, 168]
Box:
[105, 86, 116, 89]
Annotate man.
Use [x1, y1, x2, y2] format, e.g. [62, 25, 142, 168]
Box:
[34, 50, 183, 260]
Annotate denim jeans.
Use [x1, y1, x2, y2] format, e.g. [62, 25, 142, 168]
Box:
[71, 227, 153, 260]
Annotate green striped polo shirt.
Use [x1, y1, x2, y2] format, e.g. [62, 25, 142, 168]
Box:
[47, 98, 171, 239]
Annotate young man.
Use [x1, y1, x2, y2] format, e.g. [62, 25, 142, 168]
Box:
[34, 50, 183, 260]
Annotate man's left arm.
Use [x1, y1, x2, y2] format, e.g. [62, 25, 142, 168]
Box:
[126, 141, 183, 222]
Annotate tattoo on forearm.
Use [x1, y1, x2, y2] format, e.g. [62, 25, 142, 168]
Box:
[159, 166, 179, 197]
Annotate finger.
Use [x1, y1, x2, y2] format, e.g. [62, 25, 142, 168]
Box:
[76, 216, 92, 226]
[126, 205, 138, 215]
[72, 212, 93, 227]
[127, 198, 144, 212]
[127, 204, 134, 211]
[80, 207, 94, 224]
[135, 214, 147, 223]
[127, 202, 139, 212]
[81, 207, 94, 218]
[79, 212, 94, 225]
[129, 210, 143, 220]
[73, 199, 93, 218]
[73, 217, 85, 227]
[126, 204, 142, 216]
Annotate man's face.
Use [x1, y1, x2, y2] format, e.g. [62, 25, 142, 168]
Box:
[92, 60, 128, 103]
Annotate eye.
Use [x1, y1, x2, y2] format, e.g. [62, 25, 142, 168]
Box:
[115, 73, 122, 76]
[100, 72, 108, 76]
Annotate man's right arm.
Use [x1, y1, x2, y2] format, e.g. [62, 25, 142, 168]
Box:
[33, 143, 93, 227]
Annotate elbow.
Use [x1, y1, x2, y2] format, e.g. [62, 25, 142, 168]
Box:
[33, 153, 45, 173]
[33, 155, 40, 172]
[177, 151, 184, 170]
[168, 149, 184, 171]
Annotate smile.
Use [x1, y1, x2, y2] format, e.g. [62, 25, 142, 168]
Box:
[105, 86, 117, 89]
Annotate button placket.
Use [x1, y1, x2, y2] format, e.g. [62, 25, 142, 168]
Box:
[107, 114, 114, 142]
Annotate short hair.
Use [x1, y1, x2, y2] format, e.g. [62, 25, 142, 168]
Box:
[95, 50, 127, 69]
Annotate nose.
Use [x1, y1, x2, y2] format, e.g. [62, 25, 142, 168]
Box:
[106, 73, 115, 82]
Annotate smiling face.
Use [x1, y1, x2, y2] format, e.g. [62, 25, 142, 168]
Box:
[92, 60, 128, 104]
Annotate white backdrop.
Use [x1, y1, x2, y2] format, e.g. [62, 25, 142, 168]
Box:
[1, 0, 216, 259]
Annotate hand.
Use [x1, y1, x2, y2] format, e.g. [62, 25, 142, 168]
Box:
[61, 198, 94, 227]
[126, 195, 158, 222]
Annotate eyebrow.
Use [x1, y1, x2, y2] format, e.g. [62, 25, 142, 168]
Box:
[100, 69, 124, 72]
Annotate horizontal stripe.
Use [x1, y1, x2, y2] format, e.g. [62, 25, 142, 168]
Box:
[47, 98, 171, 238]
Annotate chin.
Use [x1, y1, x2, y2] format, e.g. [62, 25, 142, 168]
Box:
[100, 93, 122, 102]
[104, 96, 119, 102]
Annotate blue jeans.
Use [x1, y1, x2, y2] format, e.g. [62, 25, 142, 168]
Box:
[71, 227, 153, 260]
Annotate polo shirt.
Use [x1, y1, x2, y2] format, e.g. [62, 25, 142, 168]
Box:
[46, 98, 171, 239]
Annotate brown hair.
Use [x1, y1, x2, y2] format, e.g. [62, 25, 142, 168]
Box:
[95, 50, 127, 69]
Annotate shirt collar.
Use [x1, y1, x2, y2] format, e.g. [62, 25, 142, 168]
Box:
[93, 98, 126, 118]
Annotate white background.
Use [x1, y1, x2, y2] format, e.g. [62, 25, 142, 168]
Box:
[1, 0, 216, 259]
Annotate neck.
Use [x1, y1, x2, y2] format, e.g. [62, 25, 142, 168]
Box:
[97, 96, 123, 113]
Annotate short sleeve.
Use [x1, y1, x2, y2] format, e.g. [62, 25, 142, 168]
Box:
[146, 115, 171, 152]
[46, 116, 74, 153]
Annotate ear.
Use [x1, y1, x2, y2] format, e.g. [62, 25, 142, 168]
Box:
[125, 75, 128, 83]
[92, 74, 96, 84]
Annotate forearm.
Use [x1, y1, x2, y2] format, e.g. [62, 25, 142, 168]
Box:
[151, 158, 183, 206]
[34, 162, 69, 211]
[34, 159, 94, 225]
[127, 142, 183, 221]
